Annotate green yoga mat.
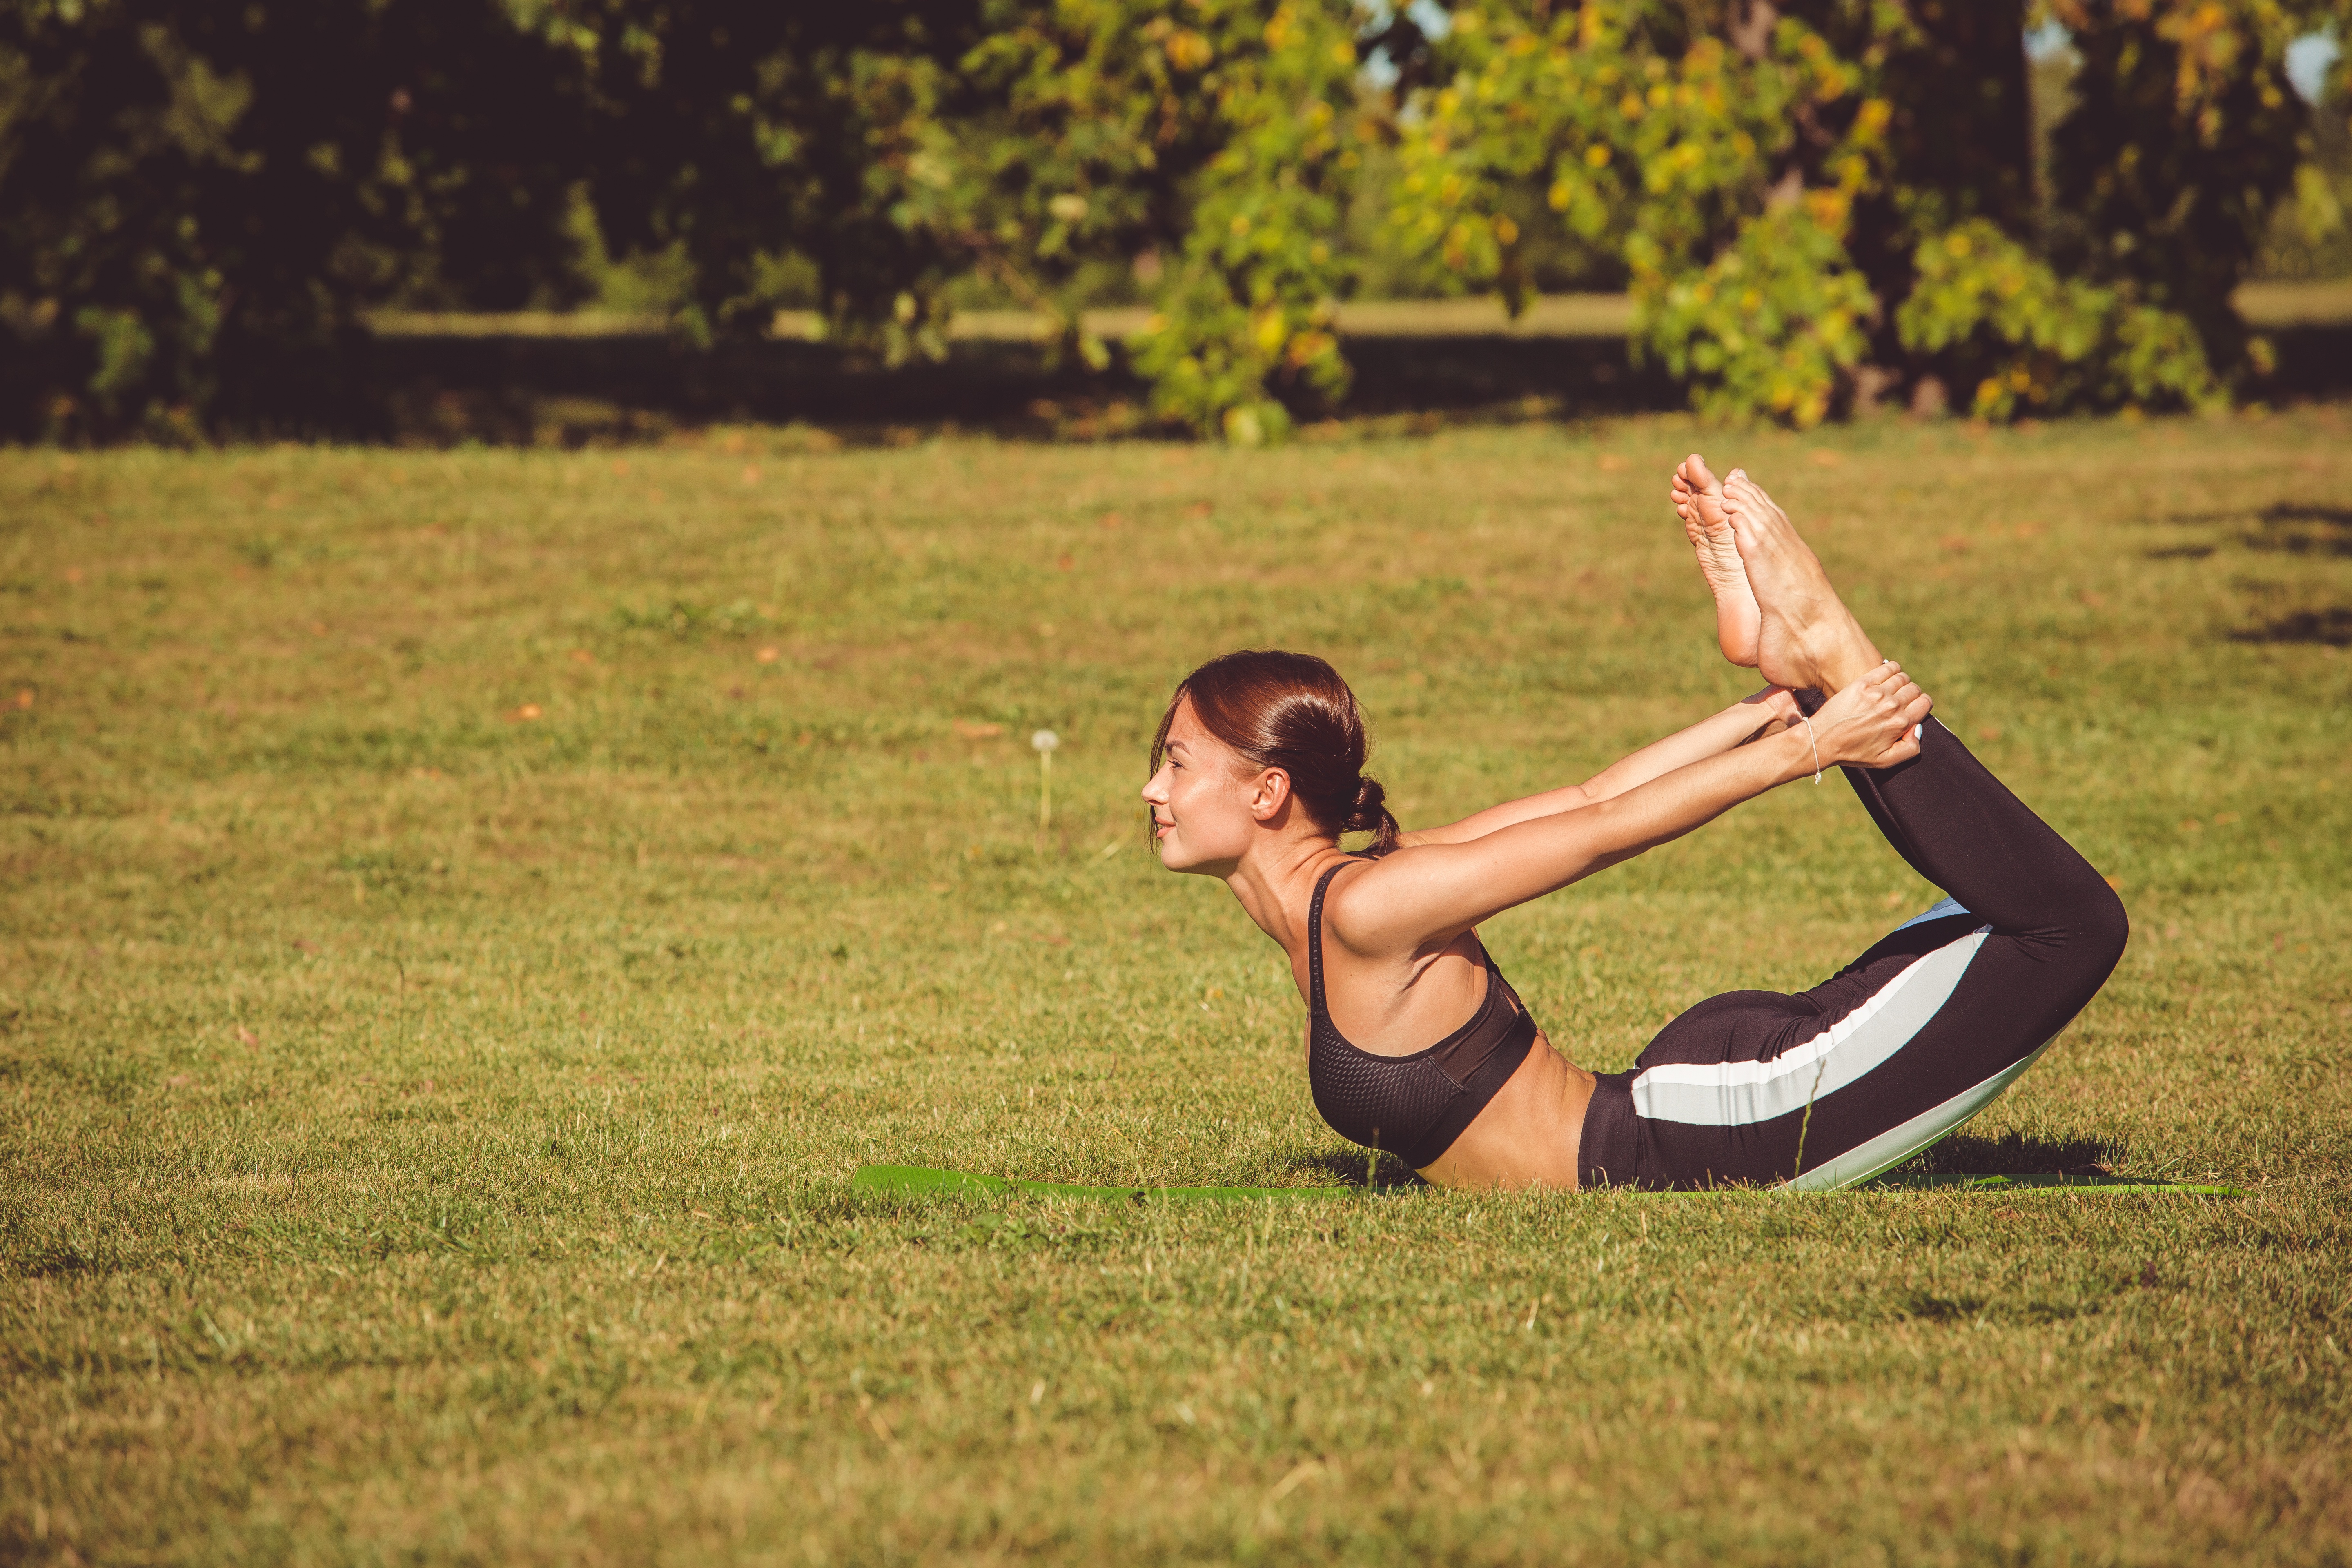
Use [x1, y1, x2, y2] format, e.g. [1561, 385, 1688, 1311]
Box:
[852, 1165, 1363, 1203]
[851, 1165, 2241, 1200]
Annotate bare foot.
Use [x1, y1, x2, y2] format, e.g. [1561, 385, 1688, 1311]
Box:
[1720, 468, 1881, 693]
[1670, 453, 1761, 667]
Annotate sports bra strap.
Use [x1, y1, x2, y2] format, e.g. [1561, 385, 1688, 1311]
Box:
[1310, 855, 1511, 1022]
[1306, 861, 1351, 1017]
[1301, 855, 1538, 1170]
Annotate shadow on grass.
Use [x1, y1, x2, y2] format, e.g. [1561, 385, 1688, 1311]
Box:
[2158, 501, 2352, 558]
[1890, 1128, 2123, 1177]
[15, 316, 2352, 445]
[2148, 500, 2352, 643]
[256, 320, 2352, 446]
[2230, 607, 2352, 646]
[339, 327, 1690, 448]
[2243, 502, 2352, 559]
[1278, 1131, 2132, 1192]
[1283, 1150, 1428, 1191]
[2252, 501, 2352, 528]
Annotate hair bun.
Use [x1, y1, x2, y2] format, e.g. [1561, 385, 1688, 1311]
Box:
[1343, 775, 1387, 833]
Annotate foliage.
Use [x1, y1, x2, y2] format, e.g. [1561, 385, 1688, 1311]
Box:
[1639, 202, 1874, 428]
[2254, 74, 2352, 278]
[526, 4, 975, 358]
[0, 0, 590, 439]
[1120, 2, 1363, 441]
[1388, 7, 1830, 312]
[1382, 0, 2350, 426]
[1897, 218, 2222, 418]
[2041, 0, 2352, 382]
[561, 0, 1360, 431]
[927, 0, 1292, 376]
[1383, 1, 1945, 426]
[4, 0, 2352, 438]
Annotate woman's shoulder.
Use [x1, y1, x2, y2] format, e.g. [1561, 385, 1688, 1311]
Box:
[1317, 845, 1444, 947]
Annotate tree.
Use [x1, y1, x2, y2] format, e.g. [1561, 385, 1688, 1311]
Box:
[7, 0, 2346, 440]
[559, 0, 1364, 438]
[0, 0, 591, 438]
[1377, 0, 2352, 426]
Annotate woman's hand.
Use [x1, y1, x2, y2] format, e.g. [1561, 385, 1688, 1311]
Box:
[1807, 662, 1932, 769]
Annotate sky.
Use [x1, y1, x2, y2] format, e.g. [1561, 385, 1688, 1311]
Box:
[1368, 10, 2340, 107]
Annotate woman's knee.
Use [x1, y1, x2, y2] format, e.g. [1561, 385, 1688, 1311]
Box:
[2064, 875, 2129, 983]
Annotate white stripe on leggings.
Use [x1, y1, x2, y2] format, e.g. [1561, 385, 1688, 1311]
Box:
[1629, 915, 1991, 1126]
[1780, 1036, 2054, 1191]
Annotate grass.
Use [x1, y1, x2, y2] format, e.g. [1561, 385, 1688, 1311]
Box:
[3, 407, 2349, 1565]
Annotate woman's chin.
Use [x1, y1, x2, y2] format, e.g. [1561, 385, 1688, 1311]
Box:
[1156, 836, 1205, 873]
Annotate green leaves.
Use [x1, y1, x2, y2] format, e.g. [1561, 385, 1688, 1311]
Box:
[1637, 203, 1874, 430]
[1385, 1, 1889, 426]
[6, 0, 2342, 438]
[960, 0, 1362, 437]
[1895, 218, 2222, 419]
[2, 0, 597, 437]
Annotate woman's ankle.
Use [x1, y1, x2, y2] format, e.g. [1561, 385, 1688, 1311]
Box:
[1814, 625, 1884, 693]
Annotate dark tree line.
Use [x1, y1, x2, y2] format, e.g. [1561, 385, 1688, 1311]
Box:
[2, 0, 2345, 440]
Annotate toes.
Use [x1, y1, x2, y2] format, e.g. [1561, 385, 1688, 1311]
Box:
[1685, 454, 1721, 494]
[1736, 472, 1788, 521]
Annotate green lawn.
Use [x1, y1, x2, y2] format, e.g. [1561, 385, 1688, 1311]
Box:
[3, 408, 2348, 1564]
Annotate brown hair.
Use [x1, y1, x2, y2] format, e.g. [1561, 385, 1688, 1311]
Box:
[1151, 649, 1401, 853]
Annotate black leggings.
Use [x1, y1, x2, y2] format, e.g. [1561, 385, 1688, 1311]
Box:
[1577, 715, 2129, 1190]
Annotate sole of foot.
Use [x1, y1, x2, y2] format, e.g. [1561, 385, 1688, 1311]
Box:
[1671, 453, 1761, 668]
[1721, 468, 1880, 692]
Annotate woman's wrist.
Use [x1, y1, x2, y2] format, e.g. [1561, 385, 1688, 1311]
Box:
[1778, 719, 1823, 785]
[1727, 687, 1798, 752]
[1731, 686, 1800, 730]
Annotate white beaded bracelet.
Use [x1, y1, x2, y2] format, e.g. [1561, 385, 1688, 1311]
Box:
[1799, 713, 1823, 784]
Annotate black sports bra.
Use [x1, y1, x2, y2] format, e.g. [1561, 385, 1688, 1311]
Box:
[1305, 858, 1540, 1169]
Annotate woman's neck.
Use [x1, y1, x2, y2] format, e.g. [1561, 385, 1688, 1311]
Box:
[1222, 833, 1350, 954]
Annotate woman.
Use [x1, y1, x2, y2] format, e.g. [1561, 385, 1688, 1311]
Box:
[1140, 456, 2127, 1191]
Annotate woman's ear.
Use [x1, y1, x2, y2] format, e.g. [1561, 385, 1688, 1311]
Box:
[1248, 768, 1292, 822]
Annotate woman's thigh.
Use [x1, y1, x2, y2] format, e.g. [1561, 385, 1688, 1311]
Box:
[1607, 908, 2106, 1189]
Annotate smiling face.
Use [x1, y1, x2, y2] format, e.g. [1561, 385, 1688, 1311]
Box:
[1140, 695, 1292, 875]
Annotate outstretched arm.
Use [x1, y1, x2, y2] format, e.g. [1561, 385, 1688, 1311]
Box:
[1335, 665, 1928, 956]
[1400, 686, 1799, 848]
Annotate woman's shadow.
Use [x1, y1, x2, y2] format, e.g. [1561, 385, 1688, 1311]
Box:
[1886, 1129, 2123, 1177]
[1282, 1129, 2124, 1190]
[1287, 1150, 1429, 1190]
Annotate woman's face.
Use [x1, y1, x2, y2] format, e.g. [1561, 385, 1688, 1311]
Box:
[1140, 697, 1283, 875]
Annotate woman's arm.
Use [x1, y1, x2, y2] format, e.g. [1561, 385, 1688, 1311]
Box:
[1334, 666, 1927, 956]
[1399, 686, 1798, 848]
